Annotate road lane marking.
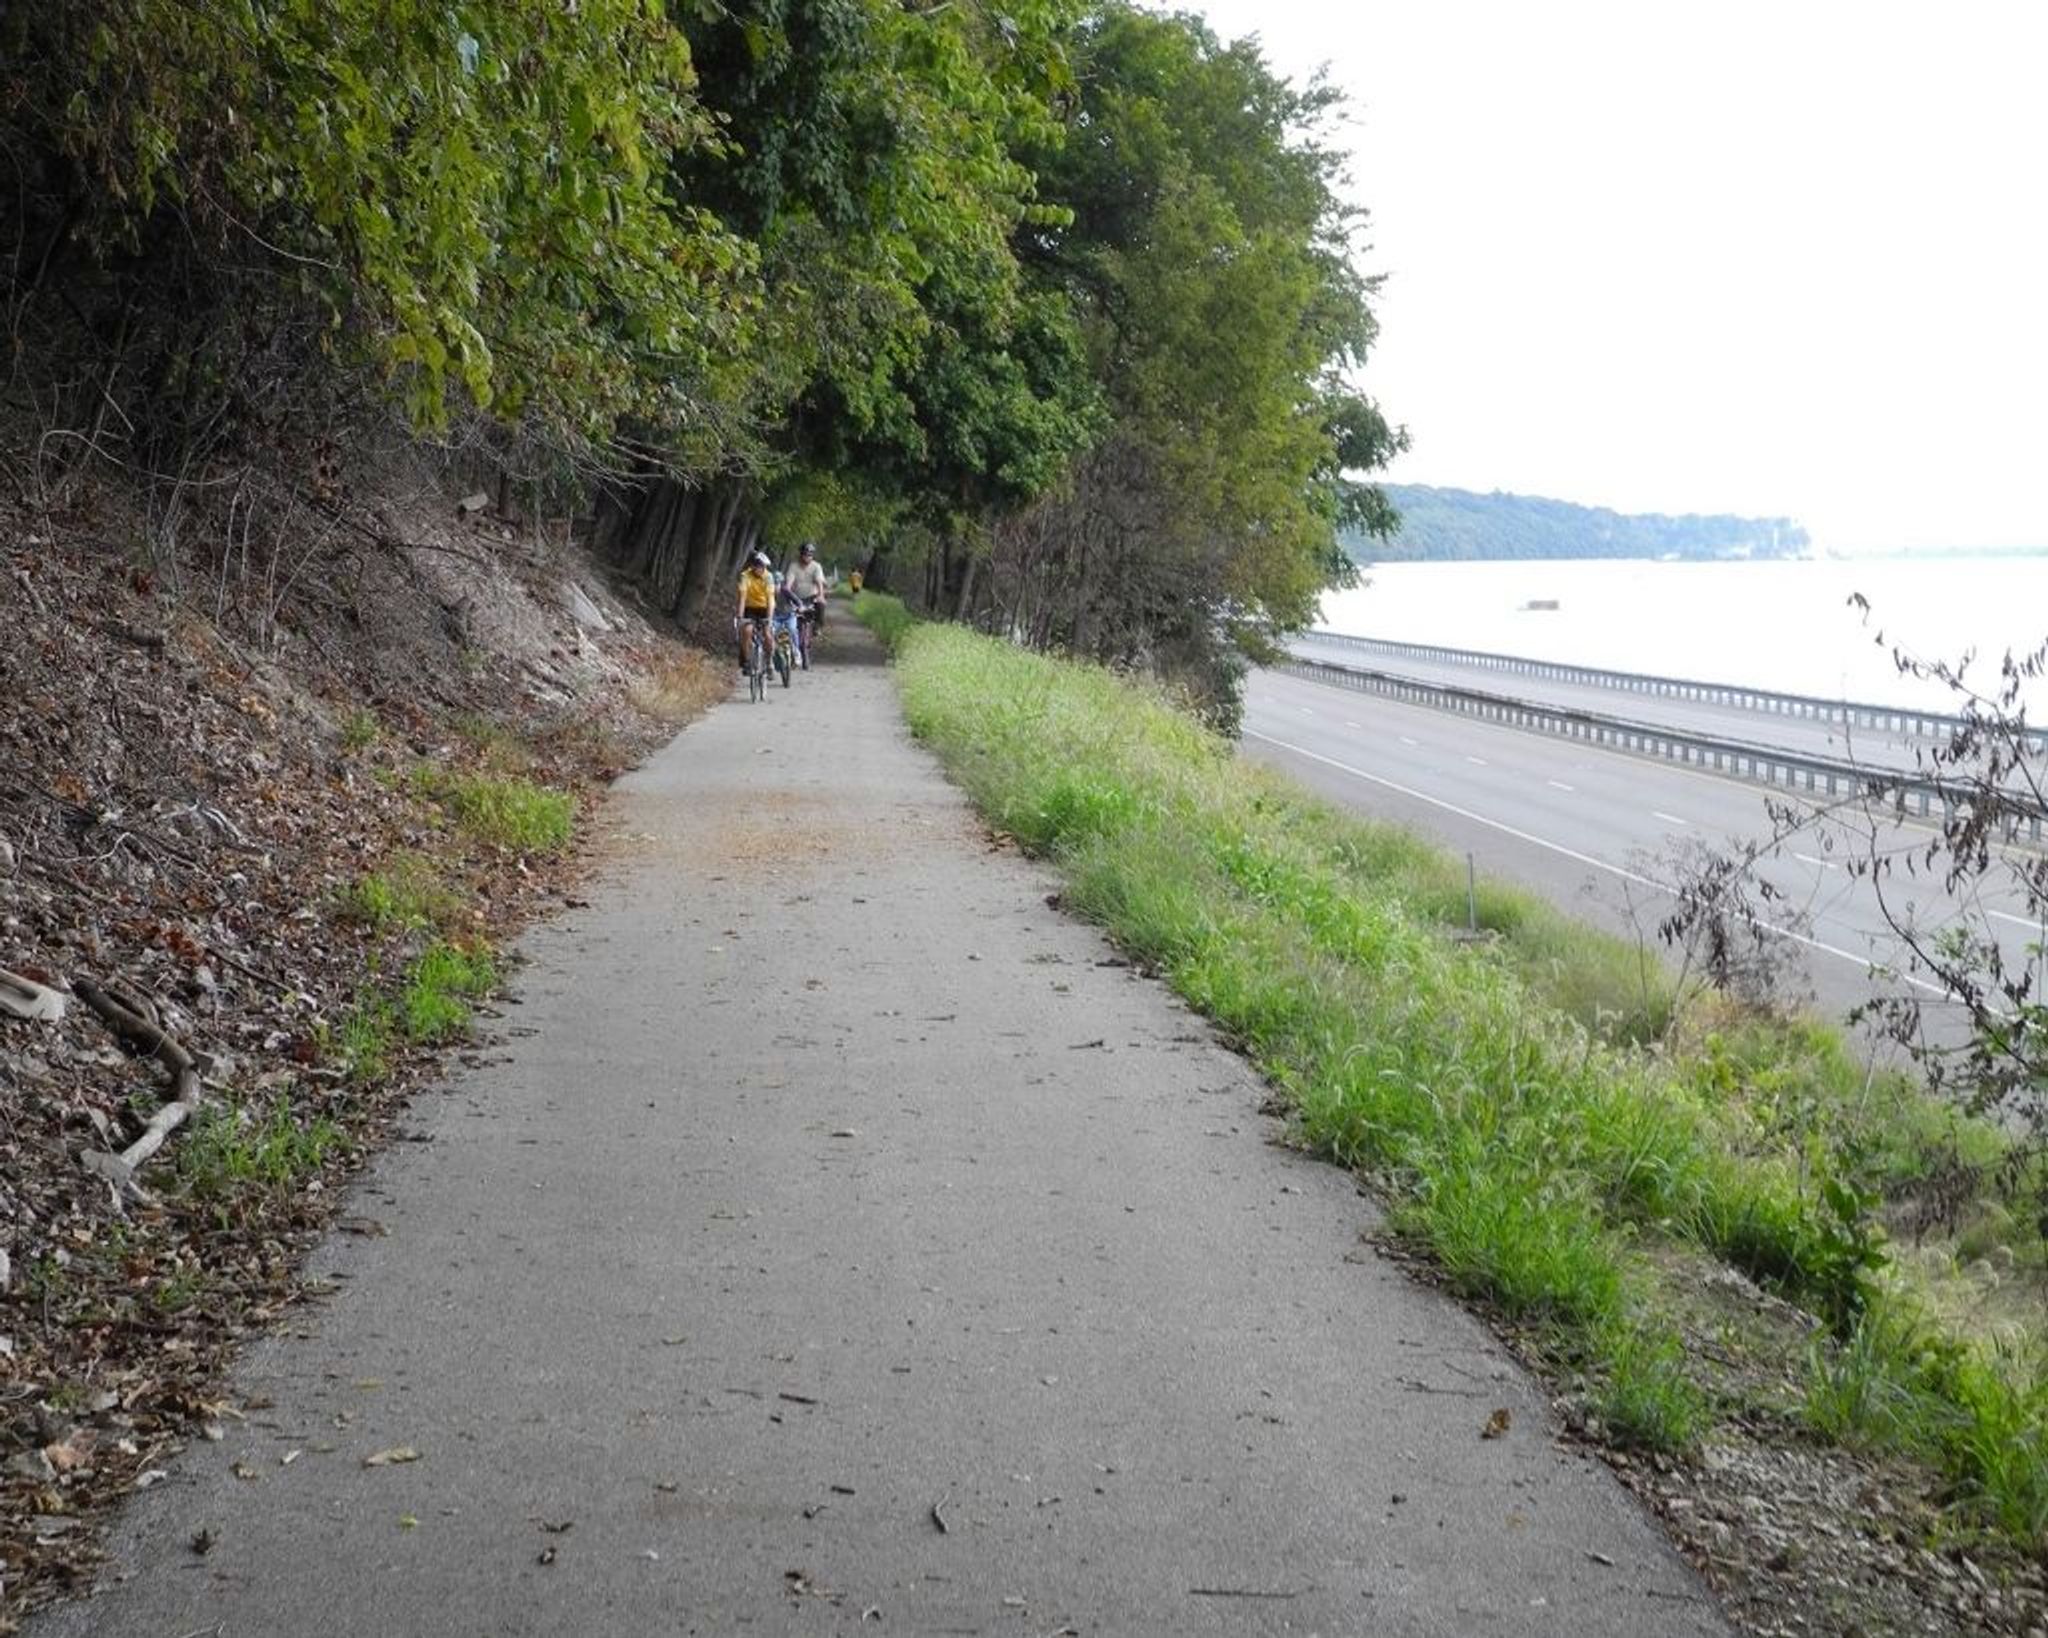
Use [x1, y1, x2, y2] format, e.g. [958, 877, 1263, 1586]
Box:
[1399, 736, 1419, 746]
[1465, 755, 1488, 767]
[1990, 909, 2042, 930]
[1241, 727, 1945, 995]
[1547, 779, 1575, 793]
[1344, 721, 1361, 729]
[1795, 852, 1840, 872]
[1299, 707, 1316, 716]
[1652, 811, 1689, 827]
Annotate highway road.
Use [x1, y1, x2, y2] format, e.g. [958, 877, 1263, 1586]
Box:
[1288, 635, 1950, 776]
[1241, 664, 2046, 1041]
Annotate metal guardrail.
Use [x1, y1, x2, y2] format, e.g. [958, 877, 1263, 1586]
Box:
[1277, 656, 2048, 845]
[1298, 632, 2045, 751]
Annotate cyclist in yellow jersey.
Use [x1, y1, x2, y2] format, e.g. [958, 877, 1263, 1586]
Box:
[735, 549, 774, 675]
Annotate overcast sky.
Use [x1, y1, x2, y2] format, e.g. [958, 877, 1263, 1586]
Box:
[1178, 0, 2048, 551]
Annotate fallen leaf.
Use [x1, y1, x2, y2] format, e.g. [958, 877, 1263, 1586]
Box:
[363, 1446, 420, 1467]
[41, 1432, 93, 1473]
[1481, 1408, 1512, 1440]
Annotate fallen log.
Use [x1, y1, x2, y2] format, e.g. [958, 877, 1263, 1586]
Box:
[73, 978, 205, 1192]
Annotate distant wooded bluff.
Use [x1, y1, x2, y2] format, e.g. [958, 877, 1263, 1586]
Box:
[1348, 485, 1809, 562]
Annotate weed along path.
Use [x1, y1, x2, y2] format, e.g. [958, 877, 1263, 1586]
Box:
[34, 623, 1724, 1638]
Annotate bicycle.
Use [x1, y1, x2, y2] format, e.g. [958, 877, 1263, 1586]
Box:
[740, 615, 770, 702]
[796, 597, 824, 669]
[771, 610, 797, 688]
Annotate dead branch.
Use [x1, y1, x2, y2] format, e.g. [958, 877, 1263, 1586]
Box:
[73, 977, 205, 1191]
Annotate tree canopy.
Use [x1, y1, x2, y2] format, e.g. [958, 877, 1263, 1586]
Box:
[2, 0, 1402, 716]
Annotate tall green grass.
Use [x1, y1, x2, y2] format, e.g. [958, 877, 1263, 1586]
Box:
[339, 851, 462, 931]
[853, 588, 921, 651]
[414, 767, 574, 852]
[859, 595, 2048, 1537]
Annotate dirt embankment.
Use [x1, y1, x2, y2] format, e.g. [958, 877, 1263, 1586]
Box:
[0, 470, 725, 1627]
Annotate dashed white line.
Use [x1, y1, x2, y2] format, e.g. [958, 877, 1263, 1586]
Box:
[1344, 721, 1362, 729]
[1795, 852, 1840, 872]
[1465, 755, 1489, 767]
[1546, 779, 1575, 793]
[1299, 706, 1316, 716]
[1990, 909, 2042, 930]
[1399, 736, 1419, 747]
[1241, 727, 1945, 995]
[1651, 810, 1689, 827]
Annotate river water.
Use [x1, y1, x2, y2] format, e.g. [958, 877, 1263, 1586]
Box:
[1317, 554, 2048, 716]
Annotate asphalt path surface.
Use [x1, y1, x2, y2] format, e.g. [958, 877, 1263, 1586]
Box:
[1243, 666, 2046, 1037]
[34, 623, 1722, 1637]
[1288, 636, 1946, 775]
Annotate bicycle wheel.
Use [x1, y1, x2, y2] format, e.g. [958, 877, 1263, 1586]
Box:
[747, 632, 766, 702]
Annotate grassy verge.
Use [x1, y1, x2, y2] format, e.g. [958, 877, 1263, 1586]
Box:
[853, 588, 921, 652]
[339, 850, 463, 931]
[858, 593, 2048, 1545]
[413, 766, 574, 852]
[177, 1097, 347, 1202]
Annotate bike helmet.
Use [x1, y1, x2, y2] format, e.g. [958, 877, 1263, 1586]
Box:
[748, 549, 770, 568]
[798, 541, 816, 559]
[770, 570, 784, 587]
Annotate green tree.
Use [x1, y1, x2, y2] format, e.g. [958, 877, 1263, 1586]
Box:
[598, 0, 1093, 629]
[977, 2, 1404, 720]
[4, 0, 753, 458]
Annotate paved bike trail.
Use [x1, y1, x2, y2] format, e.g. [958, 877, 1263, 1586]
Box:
[35, 623, 1725, 1636]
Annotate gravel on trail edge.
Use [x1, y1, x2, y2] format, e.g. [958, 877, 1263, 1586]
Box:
[27, 621, 1726, 1638]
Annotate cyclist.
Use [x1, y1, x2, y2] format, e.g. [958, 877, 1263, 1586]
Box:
[785, 541, 828, 644]
[770, 571, 804, 671]
[735, 549, 775, 677]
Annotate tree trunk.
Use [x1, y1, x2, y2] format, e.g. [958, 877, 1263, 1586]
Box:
[672, 483, 744, 632]
[590, 487, 633, 561]
[620, 480, 682, 582]
[952, 555, 980, 623]
[716, 495, 751, 579]
[647, 483, 700, 607]
[1069, 528, 1096, 655]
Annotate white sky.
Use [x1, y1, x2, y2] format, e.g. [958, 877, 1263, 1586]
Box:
[1179, 0, 2048, 551]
